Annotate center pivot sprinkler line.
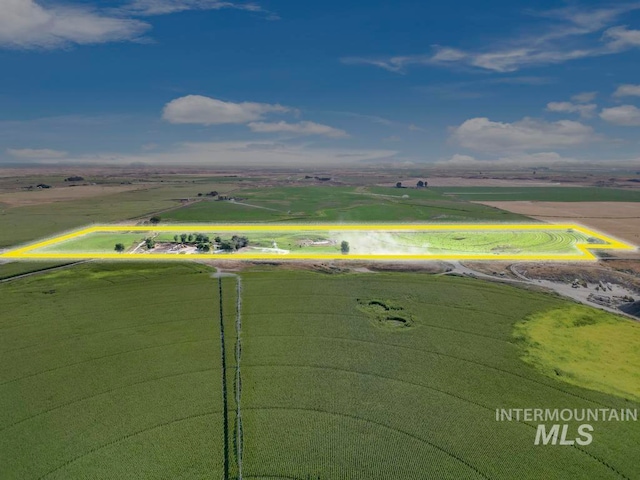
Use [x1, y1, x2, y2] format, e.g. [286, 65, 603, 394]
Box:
[234, 276, 243, 480]
[1, 223, 635, 261]
[217, 277, 230, 480]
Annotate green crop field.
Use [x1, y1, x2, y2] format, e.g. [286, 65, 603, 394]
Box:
[0, 261, 73, 280]
[432, 186, 640, 202]
[0, 185, 532, 251]
[162, 186, 529, 223]
[1, 264, 638, 479]
[0, 263, 229, 479]
[0, 181, 241, 248]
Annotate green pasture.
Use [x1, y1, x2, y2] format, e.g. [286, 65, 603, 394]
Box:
[391, 229, 590, 254]
[32, 227, 597, 257]
[38, 232, 147, 253]
[515, 305, 640, 402]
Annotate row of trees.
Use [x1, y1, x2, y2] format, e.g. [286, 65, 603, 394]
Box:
[115, 233, 251, 254]
[173, 233, 212, 244]
[396, 180, 428, 188]
[220, 235, 249, 251]
[171, 233, 213, 252]
[171, 233, 250, 252]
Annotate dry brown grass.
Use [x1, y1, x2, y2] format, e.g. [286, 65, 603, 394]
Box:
[0, 185, 150, 207]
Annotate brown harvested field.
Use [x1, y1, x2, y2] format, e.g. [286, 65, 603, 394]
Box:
[477, 201, 640, 246]
[380, 177, 578, 187]
[0, 184, 152, 207]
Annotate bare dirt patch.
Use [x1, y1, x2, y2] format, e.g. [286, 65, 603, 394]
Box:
[0, 185, 150, 207]
[515, 263, 640, 292]
[461, 262, 519, 279]
[602, 259, 640, 277]
[477, 201, 640, 246]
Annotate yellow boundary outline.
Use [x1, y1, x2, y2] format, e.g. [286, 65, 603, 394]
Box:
[0, 223, 635, 262]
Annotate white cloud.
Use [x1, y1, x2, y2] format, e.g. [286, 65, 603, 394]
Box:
[438, 151, 580, 166]
[450, 117, 595, 152]
[0, 0, 274, 50]
[600, 105, 640, 126]
[248, 121, 348, 138]
[0, 0, 150, 49]
[43, 141, 396, 166]
[602, 25, 640, 50]
[122, 0, 266, 16]
[497, 152, 579, 165]
[342, 4, 640, 73]
[613, 84, 640, 97]
[340, 56, 408, 73]
[546, 101, 597, 118]
[162, 95, 289, 125]
[325, 111, 394, 126]
[439, 154, 479, 165]
[571, 91, 597, 103]
[7, 148, 68, 159]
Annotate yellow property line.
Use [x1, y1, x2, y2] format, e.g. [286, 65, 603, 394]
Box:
[1, 223, 636, 262]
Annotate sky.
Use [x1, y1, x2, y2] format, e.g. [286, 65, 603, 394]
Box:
[1, 0, 640, 168]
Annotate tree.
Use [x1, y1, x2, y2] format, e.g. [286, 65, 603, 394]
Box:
[145, 238, 156, 250]
[114, 243, 125, 253]
[417, 180, 425, 188]
[197, 242, 211, 252]
[214, 236, 221, 243]
[188, 234, 194, 242]
[341, 241, 350, 254]
[231, 235, 249, 249]
[173, 235, 179, 242]
[180, 233, 188, 243]
[149, 216, 161, 224]
[396, 182, 402, 188]
[220, 240, 234, 251]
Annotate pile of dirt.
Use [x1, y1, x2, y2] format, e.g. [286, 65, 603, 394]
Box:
[517, 263, 640, 293]
[367, 261, 450, 274]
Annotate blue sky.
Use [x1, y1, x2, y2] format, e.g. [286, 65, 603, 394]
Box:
[1, 0, 640, 167]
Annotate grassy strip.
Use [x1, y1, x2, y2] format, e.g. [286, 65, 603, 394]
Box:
[515, 305, 640, 402]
